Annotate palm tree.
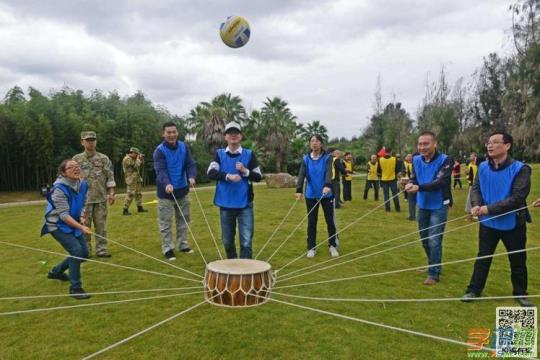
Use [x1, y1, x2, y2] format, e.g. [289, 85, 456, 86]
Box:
[187, 93, 246, 153]
[259, 97, 298, 172]
[299, 120, 329, 143]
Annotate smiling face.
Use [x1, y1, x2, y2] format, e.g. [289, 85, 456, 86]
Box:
[417, 134, 436, 159]
[162, 125, 178, 144]
[62, 160, 81, 180]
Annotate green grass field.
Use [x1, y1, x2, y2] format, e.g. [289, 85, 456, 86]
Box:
[1, 167, 539, 359]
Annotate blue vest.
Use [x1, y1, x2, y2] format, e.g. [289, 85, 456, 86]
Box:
[41, 181, 88, 237]
[413, 153, 448, 210]
[158, 141, 188, 189]
[304, 153, 333, 199]
[214, 149, 252, 209]
[478, 160, 524, 230]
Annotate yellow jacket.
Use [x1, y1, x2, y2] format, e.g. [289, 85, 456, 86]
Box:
[378, 156, 397, 181]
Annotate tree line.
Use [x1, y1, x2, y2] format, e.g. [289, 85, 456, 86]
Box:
[1, 0, 538, 191]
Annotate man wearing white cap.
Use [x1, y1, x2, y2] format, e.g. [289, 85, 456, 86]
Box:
[207, 121, 263, 259]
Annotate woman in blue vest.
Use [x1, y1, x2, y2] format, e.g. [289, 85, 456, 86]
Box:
[296, 135, 339, 258]
[41, 159, 92, 299]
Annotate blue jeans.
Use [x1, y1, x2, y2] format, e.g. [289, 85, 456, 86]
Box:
[381, 180, 400, 211]
[50, 230, 89, 290]
[220, 203, 254, 259]
[417, 206, 448, 279]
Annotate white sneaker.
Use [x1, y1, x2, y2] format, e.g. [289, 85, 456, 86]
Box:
[329, 246, 339, 257]
[306, 249, 316, 258]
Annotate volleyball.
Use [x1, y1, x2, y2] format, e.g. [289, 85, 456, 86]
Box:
[219, 16, 250, 48]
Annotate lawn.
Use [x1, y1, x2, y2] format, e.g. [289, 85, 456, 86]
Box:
[0, 166, 539, 359]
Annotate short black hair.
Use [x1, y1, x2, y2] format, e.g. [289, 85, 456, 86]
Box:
[162, 122, 177, 131]
[309, 134, 324, 144]
[488, 131, 513, 149]
[419, 130, 437, 140]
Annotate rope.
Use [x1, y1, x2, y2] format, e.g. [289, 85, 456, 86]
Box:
[0, 286, 203, 301]
[265, 296, 497, 354]
[94, 233, 203, 279]
[274, 243, 540, 290]
[82, 296, 215, 360]
[254, 198, 299, 259]
[0, 240, 199, 282]
[190, 184, 223, 260]
[266, 194, 324, 263]
[0, 291, 203, 316]
[278, 213, 469, 280]
[272, 291, 539, 303]
[171, 192, 208, 265]
[277, 205, 531, 283]
[276, 190, 405, 273]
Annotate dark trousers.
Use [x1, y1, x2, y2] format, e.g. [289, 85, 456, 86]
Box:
[363, 180, 379, 200]
[306, 197, 337, 250]
[342, 180, 352, 201]
[381, 180, 400, 211]
[466, 224, 528, 296]
[453, 176, 462, 189]
[332, 180, 342, 207]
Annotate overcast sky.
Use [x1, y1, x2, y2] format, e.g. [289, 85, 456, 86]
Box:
[0, 0, 513, 138]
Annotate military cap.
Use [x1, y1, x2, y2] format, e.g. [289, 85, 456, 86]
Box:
[81, 131, 97, 140]
[129, 147, 140, 153]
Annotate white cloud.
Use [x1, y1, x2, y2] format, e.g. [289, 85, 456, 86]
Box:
[0, 0, 512, 138]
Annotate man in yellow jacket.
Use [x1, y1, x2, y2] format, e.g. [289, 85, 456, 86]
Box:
[342, 152, 354, 201]
[377, 149, 401, 212]
[363, 154, 379, 201]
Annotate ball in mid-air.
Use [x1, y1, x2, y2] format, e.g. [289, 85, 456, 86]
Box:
[220, 16, 250, 48]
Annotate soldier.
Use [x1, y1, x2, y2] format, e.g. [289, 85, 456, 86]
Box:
[122, 147, 147, 215]
[73, 131, 116, 258]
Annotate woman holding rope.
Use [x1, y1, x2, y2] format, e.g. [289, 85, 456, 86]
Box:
[41, 159, 92, 300]
[295, 135, 339, 258]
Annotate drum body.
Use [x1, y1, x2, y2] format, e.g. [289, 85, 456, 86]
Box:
[204, 259, 275, 307]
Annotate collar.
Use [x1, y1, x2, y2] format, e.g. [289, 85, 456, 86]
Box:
[225, 145, 243, 154]
[421, 151, 440, 163]
[163, 140, 179, 149]
[488, 155, 513, 170]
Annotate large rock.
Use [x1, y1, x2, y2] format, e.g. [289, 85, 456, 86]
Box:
[264, 173, 297, 188]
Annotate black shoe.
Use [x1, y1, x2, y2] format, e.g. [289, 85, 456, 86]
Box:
[96, 252, 112, 258]
[137, 206, 148, 213]
[516, 296, 534, 307]
[461, 292, 479, 303]
[165, 250, 176, 260]
[123, 208, 131, 216]
[70, 288, 91, 300]
[47, 271, 69, 281]
[180, 247, 194, 254]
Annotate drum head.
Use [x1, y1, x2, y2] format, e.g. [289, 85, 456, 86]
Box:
[206, 259, 271, 275]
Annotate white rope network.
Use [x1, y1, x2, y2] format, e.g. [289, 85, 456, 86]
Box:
[190, 184, 223, 260]
[171, 192, 208, 265]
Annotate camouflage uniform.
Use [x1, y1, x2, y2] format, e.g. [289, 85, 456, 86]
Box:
[122, 153, 143, 209]
[73, 134, 116, 256]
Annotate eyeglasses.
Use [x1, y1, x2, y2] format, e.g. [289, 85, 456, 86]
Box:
[485, 141, 505, 147]
[65, 165, 81, 170]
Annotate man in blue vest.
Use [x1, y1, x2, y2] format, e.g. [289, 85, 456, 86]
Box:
[405, 131, 453, 285]
[153, 122, 197, 261]
[207, 121, 263, 259]
[461, 132, 532, 307]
